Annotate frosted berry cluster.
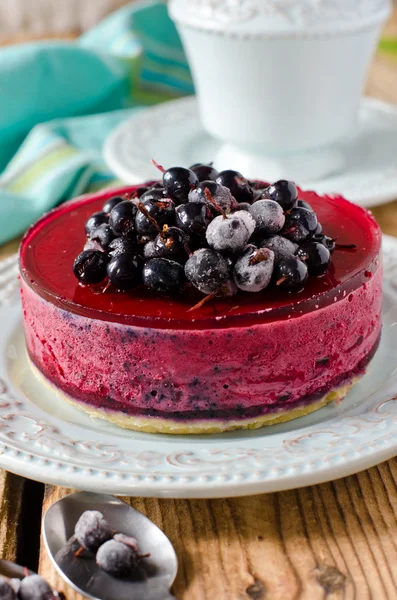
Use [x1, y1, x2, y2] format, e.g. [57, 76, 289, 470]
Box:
[73, 510, 147, 578]
[73, 163, 337, 302]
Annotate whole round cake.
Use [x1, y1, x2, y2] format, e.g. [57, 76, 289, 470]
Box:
[19, 166, 382, 434]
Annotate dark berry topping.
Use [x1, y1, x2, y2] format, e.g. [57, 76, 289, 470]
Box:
[74, 510, 112, 552]
[143, 239, 157, 259]
[135, 197, 175, 235]
[189, 162, 219, 182]
[102, 195, 124, 214]
[85, 211, 108, 236]
[233, 245, 275, 292]
[237, 202, 251, 211]
[297, 199, 314, 212]
[185, 248, 229, 294]
[96, 540, 137, 578]
[113, 533, 139, 552]
[314, 233, 335, 254]
[257, 235, 298, 264]
[175, 201, 211, 236]
[313, 222, 323, 235]
[128, 186, 150, 199]
[139, 188, 168, 203]
[143, 258, 185, 293]
[73, 250, 108, 284]
[216, 169, 254, 203]
[0, 577, 16, 600]
[249, 199, 285, 234]
[274, 256, 308, 290]
[108, 237, 136, 256]
[109, 200, 137, 238]
[263, 180, 298, 211]
[18, 575, 54, 600]
[90, 223, 115, 250]
[153, 226, 190, 262]
[282, 207, 318, 243]
[106, 253, 143, 290]
[162, 166, 199, 204]
[206, 211, 255, 253]
[296, 241, 331, 276]
[188, 180, 236, 212]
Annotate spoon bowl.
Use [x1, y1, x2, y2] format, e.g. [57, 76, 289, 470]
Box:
[43, 492, 177, 600]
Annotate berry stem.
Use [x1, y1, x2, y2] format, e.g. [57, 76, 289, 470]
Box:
[137, 202, 162, 233]
[276, 276, 288, 286]
[74, 546, 85, 557]
[335, 243, 357, 250]
[204, 187, 227, 218]
[249, 248, 270, 266]
[187, 291, 217, 313]
[151, 159, 166, 174]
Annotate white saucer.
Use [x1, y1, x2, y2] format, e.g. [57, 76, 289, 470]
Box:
[1, 238, 397, 498]
[104, 96, 397, 208]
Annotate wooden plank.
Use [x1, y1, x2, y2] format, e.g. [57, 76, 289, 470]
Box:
[0, 471, 24, 562]
[39, 465, 397, 600]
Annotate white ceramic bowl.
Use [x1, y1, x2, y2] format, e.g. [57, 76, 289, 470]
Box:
[169, 0, 391, 154]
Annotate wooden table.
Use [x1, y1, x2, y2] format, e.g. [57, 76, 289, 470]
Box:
[2, 13, 397, 600]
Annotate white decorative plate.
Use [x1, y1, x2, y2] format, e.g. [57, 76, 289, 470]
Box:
[104, 96, 397, 208]
[1, 238, 397, 498]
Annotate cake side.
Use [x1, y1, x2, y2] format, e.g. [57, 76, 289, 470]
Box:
[20, 260, 382, 431]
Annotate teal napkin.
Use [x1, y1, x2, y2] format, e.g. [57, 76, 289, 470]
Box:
[0, 0, 193, 244]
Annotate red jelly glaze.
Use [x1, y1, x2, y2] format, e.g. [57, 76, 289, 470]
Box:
[19, 185, 381, 330]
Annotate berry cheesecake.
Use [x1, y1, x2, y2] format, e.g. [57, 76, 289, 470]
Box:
[19, 166, 382, 434]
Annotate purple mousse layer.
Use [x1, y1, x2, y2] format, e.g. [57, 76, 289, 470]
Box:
[20, 263, 382, 421]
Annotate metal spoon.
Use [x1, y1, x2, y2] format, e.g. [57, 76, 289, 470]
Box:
[43, 491, 178, 600]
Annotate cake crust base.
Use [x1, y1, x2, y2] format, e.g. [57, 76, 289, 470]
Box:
[29, 358, 359, 434]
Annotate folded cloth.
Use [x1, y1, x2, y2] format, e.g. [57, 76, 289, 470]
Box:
[0, 0, 193, 245]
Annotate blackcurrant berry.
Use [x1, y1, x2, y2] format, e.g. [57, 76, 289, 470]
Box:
[102, 195, 124, 214]
[143, 258, 185, 293]
[188, 180, 237, 212]
[109, 200, 137, 238]
[297, 199, 314, 212]
[135, 197, 175, 235]
[75, 510, 112, 552]
[296, 241, 331, 276]
[153, 227, 190, 263]
[233, 245, 275, 292]
[96, 540, 137, 578]
[263, 180, 298, 211]
[106, 253, 143, 290]
[282, 207, 318, 243]
[185, 248, 229, 294]
[313, 234, 335, 254]
[85, 212, 108, 236]
[73, 250, 108, 284]
[108, 237, 137, 256]
[163, 166, 199, 204]
[175, 202, 211, 236]
[274, 256, 308, 290]
[90, 223, 115, 250]
[216, 170, 254, 203]
[189, 163, 219, 182]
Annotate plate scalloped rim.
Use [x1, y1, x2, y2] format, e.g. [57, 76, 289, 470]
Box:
[1, 237, 397, 498]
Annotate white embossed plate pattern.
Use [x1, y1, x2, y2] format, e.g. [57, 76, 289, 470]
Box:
[0, 237, 396, 497]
